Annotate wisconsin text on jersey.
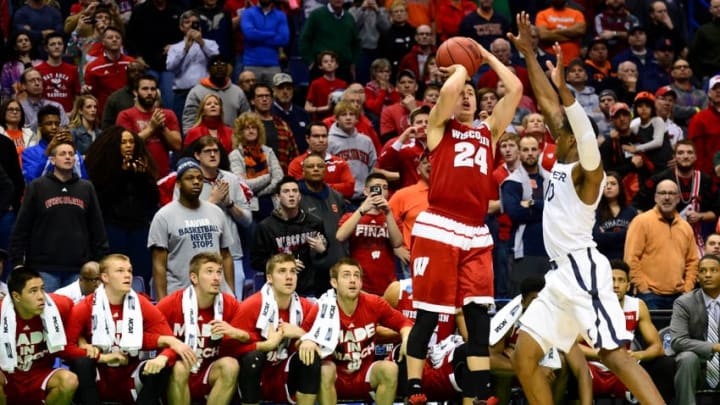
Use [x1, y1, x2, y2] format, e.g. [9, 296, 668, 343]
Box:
[451, 129, 491, 146]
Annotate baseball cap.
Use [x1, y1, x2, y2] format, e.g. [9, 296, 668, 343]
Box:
[176, 157, 202, 180]
[0, 248, 6, 261]
[273, 72, 293, 87]
[654, 36, 674, 51]
[397, 69, 416, 82]
[634, 91, 656, 104]
[628, 23, 645, 34]
[655, 85, 676, 99]
[710, 75, 720, 90]
[599, 89, 617, 100]
[610, 102, 631, 117]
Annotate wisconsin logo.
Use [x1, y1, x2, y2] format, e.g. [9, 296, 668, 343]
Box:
[413, 257, 429, 276]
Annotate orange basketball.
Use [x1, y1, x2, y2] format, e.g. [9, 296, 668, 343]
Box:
[436, 37, 484, 75]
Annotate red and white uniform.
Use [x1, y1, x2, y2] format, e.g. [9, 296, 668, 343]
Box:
[0, 294, 73, 405]
[65, 293, 177, 403]
[588, 296, 640, 397]
[411, 119, 498, 313]
[324, 293, 412, 401]
[339, 211, 397, 295]
[116, 106, 180, 178]
[156, 291, 241, 401]
[235, 291, 318, 403]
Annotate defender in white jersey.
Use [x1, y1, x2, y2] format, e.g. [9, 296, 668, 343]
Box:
[509, 13, 664, 405]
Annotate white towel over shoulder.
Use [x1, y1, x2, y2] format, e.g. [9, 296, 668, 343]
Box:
[301, 288, 340, 358]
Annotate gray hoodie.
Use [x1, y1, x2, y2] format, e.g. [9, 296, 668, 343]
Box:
[328, 122, 376, 199]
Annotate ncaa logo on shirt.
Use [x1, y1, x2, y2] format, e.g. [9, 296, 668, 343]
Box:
[413, 257, 429, 276]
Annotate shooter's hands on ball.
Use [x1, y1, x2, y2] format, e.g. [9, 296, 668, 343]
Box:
[438, 65, 468, 81]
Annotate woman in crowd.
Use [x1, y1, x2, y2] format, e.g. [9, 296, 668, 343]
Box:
[0, 99, 37, 166]
[421, 54, 442, 86]
[364, 58, 399, 119]
[84, 126, 159, 288]
[0, 31, 41, 103]
[183, 93, 233, 153]
[229, 112, 282, 221]
[593, 171, 637, 260]
[68, 94, 100, 156]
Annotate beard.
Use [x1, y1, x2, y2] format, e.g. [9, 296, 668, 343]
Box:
[138, 95, 156, 109]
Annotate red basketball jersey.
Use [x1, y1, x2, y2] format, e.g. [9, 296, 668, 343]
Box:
[396, 279, 456, 345]
[428, 119, 497, 225]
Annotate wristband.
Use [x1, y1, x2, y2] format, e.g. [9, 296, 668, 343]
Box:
[226, 201, 234, 209]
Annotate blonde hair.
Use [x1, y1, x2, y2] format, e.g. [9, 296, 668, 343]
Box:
[265, 253, 296, 275]
[194, 94, 224, 126]
[232, 112, 266, 149]
[333, 100, 360, 118]
[99, 253, 131, 274]
[69, 94, 99, 130]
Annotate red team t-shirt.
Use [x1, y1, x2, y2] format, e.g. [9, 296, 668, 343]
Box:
[65, 293, 177, 403]
[35, 62, 80, 113]
[235, 291, 318, 359]
[0, 294, 73, 404]
[156, 291, 242, 367]
[339, 211, 397, 295]
[428, 119, 497, 225]
[235, 291, 318, 402]
[331, 293, 411, 375]
[306, 76, 348, 119]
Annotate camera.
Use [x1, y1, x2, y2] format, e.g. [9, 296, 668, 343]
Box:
[369, 185, 382, 196]
[191, 21, 200, 30]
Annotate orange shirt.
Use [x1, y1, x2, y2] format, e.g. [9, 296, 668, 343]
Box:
[5, 128, 25, 167]
[388, 179, 429, 249]
[535, 7, 585, 64]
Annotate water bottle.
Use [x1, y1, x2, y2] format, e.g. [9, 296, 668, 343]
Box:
[663, 333, 672, 354]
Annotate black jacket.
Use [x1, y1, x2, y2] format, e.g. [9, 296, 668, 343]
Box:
[9, 172, 109, 272]
[251, 208, 327, 296]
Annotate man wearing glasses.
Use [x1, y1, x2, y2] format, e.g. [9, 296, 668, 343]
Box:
[625, 179, 699, 309]
[54, 261, 101, 303]
[669, 59, 708, 129]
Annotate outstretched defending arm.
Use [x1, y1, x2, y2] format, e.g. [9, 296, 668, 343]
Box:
[547, 43, 604, 204]
[508, 12, 564, 141]
[550, 45, 601, 172]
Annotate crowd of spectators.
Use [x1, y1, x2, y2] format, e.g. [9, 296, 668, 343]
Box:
[1, 0, 720, 403]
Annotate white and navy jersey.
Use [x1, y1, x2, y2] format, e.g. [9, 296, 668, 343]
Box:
[543, 162, 604, 258]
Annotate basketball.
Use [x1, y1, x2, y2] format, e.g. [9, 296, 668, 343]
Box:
[436, 37, 484, 75]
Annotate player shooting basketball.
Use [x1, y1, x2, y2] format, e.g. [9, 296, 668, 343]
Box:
[404, 34, 522, 405]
